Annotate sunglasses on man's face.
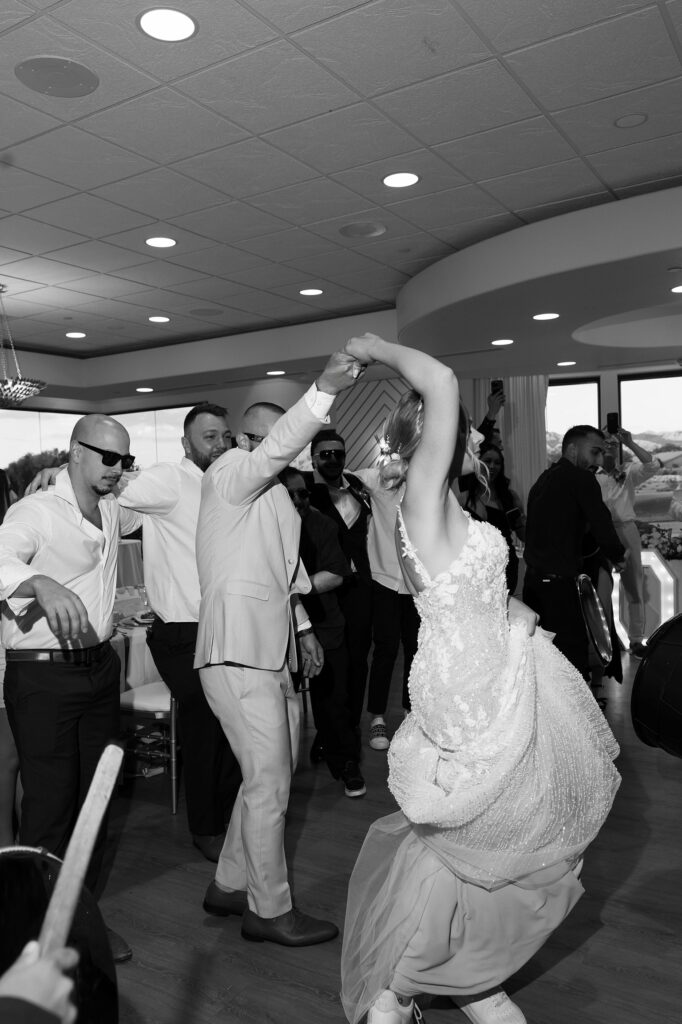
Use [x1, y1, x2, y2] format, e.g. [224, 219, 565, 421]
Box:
[244, 432, 266, 444]
[288, 488, 310, 500]
[77, 439, 135, 471]
[317, 449, 345, 460]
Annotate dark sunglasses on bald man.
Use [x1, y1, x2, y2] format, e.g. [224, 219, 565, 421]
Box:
[317, 449, 345, 460]
[77, 439, 135, 471]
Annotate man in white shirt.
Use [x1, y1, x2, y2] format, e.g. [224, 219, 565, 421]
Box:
[0, 415, 140, 961]
[597, 427, 662, 657]
[195, 349, 362, 947]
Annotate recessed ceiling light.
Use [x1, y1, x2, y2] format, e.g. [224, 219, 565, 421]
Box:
[383, 172, 420, 188]
[556, 361, 576, 367]
[671, 285, 682, 294]
[267, 370, 286, 376]
[65, 331, 86, 338]
[300, 288, 323, 296]
[145, 236, 176, 248]
[136, 386, 154, 393]
[148, 315, 170, 323]
[491, 339, 514, 346]
[614, 113, 647, 128]
[138, 9, 197, 41]
[339, 221, 386, 238]
[532, 312, 560, 321]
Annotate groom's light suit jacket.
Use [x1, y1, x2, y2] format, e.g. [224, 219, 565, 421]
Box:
[194, 391, 324, 672]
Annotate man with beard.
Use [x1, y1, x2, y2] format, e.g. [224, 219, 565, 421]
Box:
[0, 415, 139, 961]
[523, 424, 626, 679]
[28, 404, 242, 865]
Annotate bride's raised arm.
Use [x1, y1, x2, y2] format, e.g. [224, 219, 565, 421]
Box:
[345, 333, 467, 559]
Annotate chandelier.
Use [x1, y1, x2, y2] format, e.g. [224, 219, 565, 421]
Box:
[0, 284, 46, 408]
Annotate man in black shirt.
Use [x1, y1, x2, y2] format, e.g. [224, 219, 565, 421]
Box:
[523, 424, 626, 679]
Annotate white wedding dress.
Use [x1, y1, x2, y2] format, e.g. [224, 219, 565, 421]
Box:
[341, 512, 620, 1023]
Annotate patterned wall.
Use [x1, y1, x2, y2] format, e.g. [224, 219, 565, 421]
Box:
[332, 377, 409, 469]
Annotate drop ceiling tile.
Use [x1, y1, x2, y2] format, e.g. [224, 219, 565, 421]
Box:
[65, 275, 151, 299]
[455, 0, 650, 51]
[374, 62, 540, 146]
[46, 241, 153, 273]
[16, 285, 100, 308]
[335, 265, 409, 298]
[0, 18, 158, 117]
[223, 262, 312, 289]
[168, 245, 274, 277]
[360, 233, 453, 267]
[294, 0, 490, 95]
[109, 262, 209, 289]
[505, 8, 682, 110]
[1, 93, 61, 148]
[92, 169, 229, 221]
[78, 89, 247, 164]
[170, 202, 291, 244]
[245, 0, 367, 33]
[102, 224, 216, 258]
[0, 167, 74, 213]
[235, 228, 341, 261]
[669, 0, 682, 37]
[176, 39, 358, 134]
[173, 138, 318, 200]
[116, 287, 226, 313]
[72, 297, 156, 322]
[52, 0, 276, 81]
[264, 104, 418, 173]
[386, 184, 506, 230]
[614, 171, 682, 197]
[10, 127, 156, 189]
[173, 278, 252, 302]
[0, 275, 47, 298]
[271, 280, 372, 310]
[288, 249, 388, 278]
[587, 131, 682, 188]
[479, 159, 607, 209]
[220, 286, 322, 319]
[552, 77, 682, 153]
[516, 192, 614, 223]
[0, 245, 32, 264]
[247, 178, 375, 226]
[331, 149, 467, 203]
[0, 215, 87, 255]
[0, 2, 34, 32]
[435, 116, 576, 180]
[27, 195, 154, 236]
[429, 213, 524, 248]
[0, 255, 98, 285]
[305, 207, 418, 247]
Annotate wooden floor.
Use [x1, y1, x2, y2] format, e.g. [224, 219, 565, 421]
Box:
[101, 655, 682, 1024]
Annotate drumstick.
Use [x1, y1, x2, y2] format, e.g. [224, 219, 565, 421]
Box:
[39, 744, 124, 955]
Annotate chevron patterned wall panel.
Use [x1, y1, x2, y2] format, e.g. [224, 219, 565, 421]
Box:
[331, 377, 409, 469]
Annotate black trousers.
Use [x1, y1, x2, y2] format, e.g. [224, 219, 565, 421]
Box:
[4, 643, 120, 895]
[522, 570, 590, 680]
[366, 581, 420, 715]
[306, 642, 360, 776]
[146, 619, 241, 836]
[337, 576, 373, 728]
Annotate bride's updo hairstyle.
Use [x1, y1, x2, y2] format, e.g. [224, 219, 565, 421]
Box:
[378, 388, 470, 488]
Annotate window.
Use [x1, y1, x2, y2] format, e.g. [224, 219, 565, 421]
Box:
[545, 378, 600, 462]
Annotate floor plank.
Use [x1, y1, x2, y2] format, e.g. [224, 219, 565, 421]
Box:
[101, 654, 682, 1023]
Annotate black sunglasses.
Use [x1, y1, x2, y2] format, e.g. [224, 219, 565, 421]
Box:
[289, 488, 310, 500]
[317, 449, 345, 460]
[244, 432, 266, 444]
[77, 439, 135, 471]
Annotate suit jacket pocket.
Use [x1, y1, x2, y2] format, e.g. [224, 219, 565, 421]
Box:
[223, 580, 270, 601]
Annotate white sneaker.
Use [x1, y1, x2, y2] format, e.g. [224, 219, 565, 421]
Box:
[453, 989, 526, 1024]
[369, 718, 390, 750]
[367, 989, 423, 1023]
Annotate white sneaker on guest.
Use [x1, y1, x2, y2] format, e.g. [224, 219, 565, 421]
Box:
[453, 988, 526, 1024]
[367, 988, 423, 1023]
[369, 716, 390, 750]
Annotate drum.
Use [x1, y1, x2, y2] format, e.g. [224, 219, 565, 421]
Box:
[0, 846, 118, 1022]
[631, 613, 682, 759]
[576, 573, 613, 667]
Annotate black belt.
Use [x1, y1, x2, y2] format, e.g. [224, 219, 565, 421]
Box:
[6, 640, 112, 666]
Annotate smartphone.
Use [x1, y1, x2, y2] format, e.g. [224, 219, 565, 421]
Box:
[606, 412, 619, 434]
[491, 379, 504, 394]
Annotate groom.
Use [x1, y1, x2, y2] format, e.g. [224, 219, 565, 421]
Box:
[195, 348, 363, 946]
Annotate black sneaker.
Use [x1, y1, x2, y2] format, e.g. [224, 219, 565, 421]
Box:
[341, 761, 366, 798]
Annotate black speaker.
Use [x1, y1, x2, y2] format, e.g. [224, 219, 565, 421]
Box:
[631, 613, 682, 759]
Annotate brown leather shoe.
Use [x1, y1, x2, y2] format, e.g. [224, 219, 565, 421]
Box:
[192, 833, 225, 862]
[241, 907, 338, 946]
[203, 880, 248, 916]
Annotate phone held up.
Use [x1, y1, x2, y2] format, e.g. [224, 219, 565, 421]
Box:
[606, 412, 619, 435]
[491, 379, 504, 395]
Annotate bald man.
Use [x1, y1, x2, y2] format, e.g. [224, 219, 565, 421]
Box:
[196, 350, 363, 947]
[0, 415, 140, 958]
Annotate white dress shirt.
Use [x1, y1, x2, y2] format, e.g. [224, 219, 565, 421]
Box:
[117, 458, 204, 623]
[354, 467, 407, 594]
[0, 469, 138, 650]
[596, 459, 661, 524]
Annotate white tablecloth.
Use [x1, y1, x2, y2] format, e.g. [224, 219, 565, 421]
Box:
[117, 539, 143, 587]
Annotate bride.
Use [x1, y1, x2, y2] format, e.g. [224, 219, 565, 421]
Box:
[340, 335, 621, 1024]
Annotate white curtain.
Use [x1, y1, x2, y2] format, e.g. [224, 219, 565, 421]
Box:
[472, 374, 548, 507]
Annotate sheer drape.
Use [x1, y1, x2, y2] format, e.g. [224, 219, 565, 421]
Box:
[472, 375, 548, 507]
